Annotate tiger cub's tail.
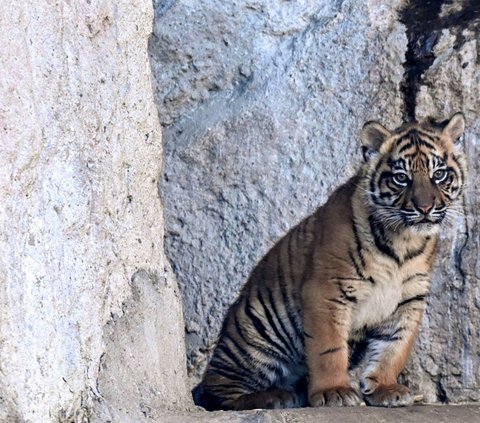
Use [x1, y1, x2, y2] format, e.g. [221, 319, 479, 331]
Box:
[192, 383, 221, 411]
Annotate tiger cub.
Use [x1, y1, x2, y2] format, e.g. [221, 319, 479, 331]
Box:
[193, 114, 467, 410]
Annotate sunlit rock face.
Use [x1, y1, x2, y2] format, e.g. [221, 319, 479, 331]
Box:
[0, 1, 191, 421]
[150, 0, 480, 403]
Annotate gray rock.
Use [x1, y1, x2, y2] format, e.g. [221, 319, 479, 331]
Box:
[151, 0, 480, 403]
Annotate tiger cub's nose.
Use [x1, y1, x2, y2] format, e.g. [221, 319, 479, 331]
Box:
[417, 204, 433, 215]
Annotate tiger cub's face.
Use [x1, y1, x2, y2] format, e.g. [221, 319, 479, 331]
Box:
[360, 113, 467, 234]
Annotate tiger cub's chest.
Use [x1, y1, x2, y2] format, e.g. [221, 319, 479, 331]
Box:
[351, 265, 405, 331]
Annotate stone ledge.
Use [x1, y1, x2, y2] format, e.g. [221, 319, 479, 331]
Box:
[160, 405, 480, 423]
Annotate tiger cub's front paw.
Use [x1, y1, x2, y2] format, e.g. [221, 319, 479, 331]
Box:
[310, 387, 361, 407]
[364, 384, 413, 407]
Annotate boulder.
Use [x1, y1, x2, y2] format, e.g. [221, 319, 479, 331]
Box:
[151, 0, 480, 402]
[0, 0, 191, 420]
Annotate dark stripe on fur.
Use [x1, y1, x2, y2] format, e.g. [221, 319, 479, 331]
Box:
[348, 249, 366, 279]
[216, 339, 259, 385]
[233, 310, 286, 362]
[366, 326, 405, 343]
[451, 154, 465, 182]
[319, 347, 342, 356]
[398, 138, 436, 153]
[327, 297, 348, 307]
[338, 283, 358, 303]
[222, 333, 274, 387]
[398, 129, 436, 151]
[403, 237, 429, 261]
[266, 287, 298, 357]
[351, 216, 366, 268]
[257, 288, 296, 360]
[277, 253, 303, 340]
[370, 158, 384, 197]
[209, 362, 258, 392]
[244, 301, 291, 359]
[396, 294, 427, 310]
[368, 214, 401, 263]
[335, 276, 365, 282]
[368, 334, 401, 342]
[402, 273, 429, 284]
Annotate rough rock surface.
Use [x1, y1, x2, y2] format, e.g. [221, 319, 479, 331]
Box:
[0, 0, 191, 421]
[163, 405, 480, 423]
[92, 270, 192, 422]
[404, 22, 480, 403]
[150, 0, 480, 403]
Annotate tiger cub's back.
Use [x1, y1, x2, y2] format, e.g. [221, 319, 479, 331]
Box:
[194, 177, 358, 410]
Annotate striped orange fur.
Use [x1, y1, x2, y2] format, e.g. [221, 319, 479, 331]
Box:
[192, 113, 467, 410]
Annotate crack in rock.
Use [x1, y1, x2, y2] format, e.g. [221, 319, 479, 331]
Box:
[399, 0, 480, 121]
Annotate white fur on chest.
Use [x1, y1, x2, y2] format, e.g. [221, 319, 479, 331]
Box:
[352, 268, 403, 331]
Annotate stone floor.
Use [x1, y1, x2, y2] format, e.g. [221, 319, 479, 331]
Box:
[160, 405, 480, 423]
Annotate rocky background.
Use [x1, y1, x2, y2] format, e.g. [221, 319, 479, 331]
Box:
[1, 0, 478, 421]
[0, 1, 191, 421]
[150, 0, 480, 403]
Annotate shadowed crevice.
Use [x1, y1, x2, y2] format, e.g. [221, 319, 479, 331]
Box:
[399, 0, 480, 122]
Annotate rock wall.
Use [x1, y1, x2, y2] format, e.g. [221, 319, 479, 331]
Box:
[150, 0, 480, 403]
[405, 8, 480, 402]
[0, 1, 191, 421]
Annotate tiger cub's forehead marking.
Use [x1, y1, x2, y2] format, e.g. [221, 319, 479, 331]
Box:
[387, 157, 408, 171]
[386, 128, 449, 173]
[393, 129, 440, 155]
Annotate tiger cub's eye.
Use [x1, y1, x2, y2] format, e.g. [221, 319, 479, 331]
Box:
[392, 173, 409, 186]
[433, 169, 448, 183]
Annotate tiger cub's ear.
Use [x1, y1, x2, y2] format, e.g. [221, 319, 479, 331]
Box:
[360, 121, 392, 161]
[442, 112, 465, 144]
